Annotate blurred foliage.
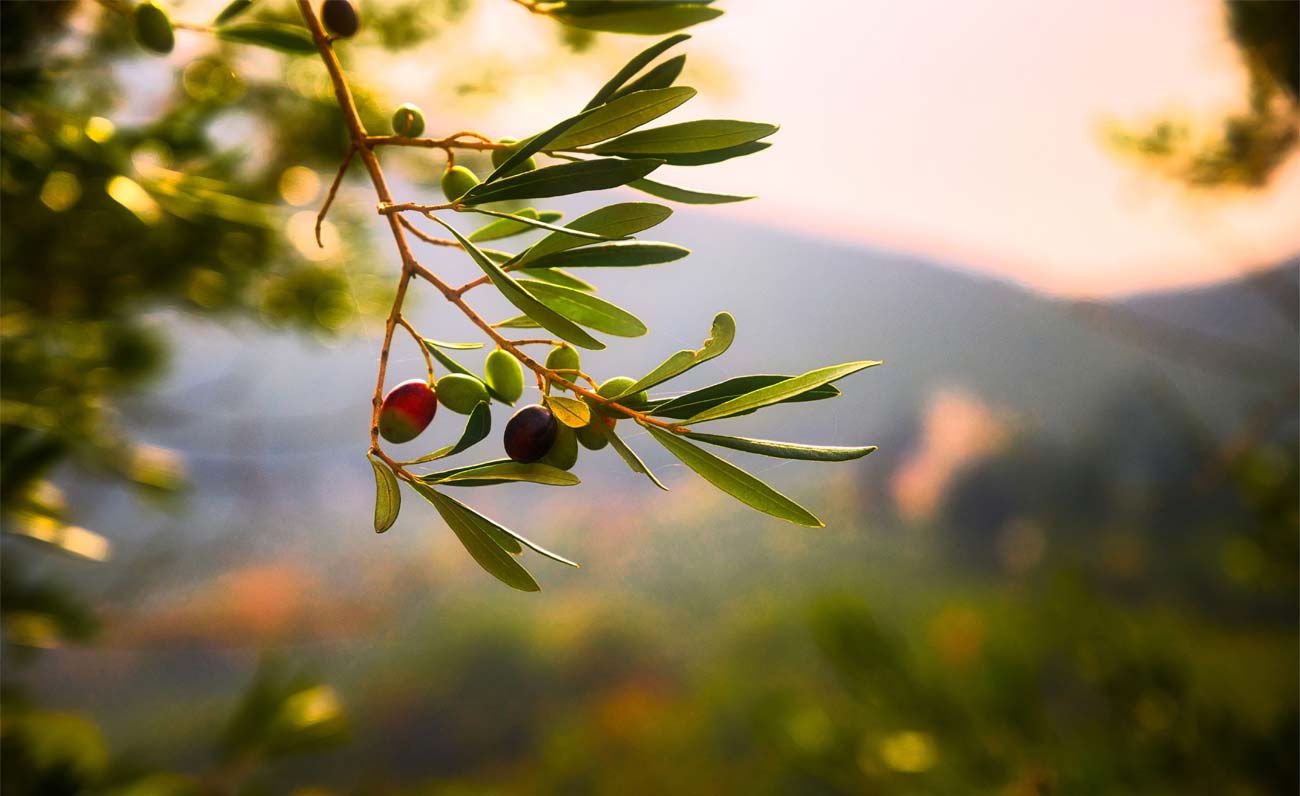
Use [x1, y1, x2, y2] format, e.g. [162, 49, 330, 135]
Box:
[1109, 1, 1299, 188]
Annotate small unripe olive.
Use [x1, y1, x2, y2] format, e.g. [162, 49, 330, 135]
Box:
[541, 423, 579, 470]
[321, 0, 359, 37]
[435, 373, 489, 415]
[391, 103, 425, 138]
[441, 165, 479, 201]
[504, 404, 558, 463]
[132, 1, 175, 55]
[378, 379, 437, 443]
[597, 376, 648, 408]
[491, 138, 537, 177]
[545, 345, 581, 385]
[484, 349, 524, 403]
[576, 414, 614, 451]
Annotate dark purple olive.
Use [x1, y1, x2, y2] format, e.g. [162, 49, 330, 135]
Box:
[321, 0, 359, 37]
[504, 404, 558, 463]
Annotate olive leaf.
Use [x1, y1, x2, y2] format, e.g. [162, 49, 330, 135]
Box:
[519, 280, 648, 337]
[368, 454, 400, 533]
[413, 484, 540, 592]
[684, 361, 881, 424]
[643, 426, 823, 527]
[416, 485, 578, 576]
[546, 395, 592, 428]
[213, 0, 254, 25]
[215, 22, 316, 54]
[406, 401, 492, 464]
[428, 216, 606, 351]
[615, 311, 735, 397]
[650, 375, 840, 419]
[548, 87, 697, 150]
[628, 177, 754, 205]
[550, 1, 723, 35]
[591, 120, 777, 156]
[422, 339, 484, 351]
[602, 422, 668, 491]
[517, 241, 689, 270]
[460, 158, 664, 205]
[521, 268, 596, 292]
[494, 316, 541, 329]
[610, 55, 687, 101]
[483, 106, 600, 183]
[422, 459, 580, 487]
[684, 432, 877, 462]
[517, 202, 673, 265]
[468, 208, 542, 242]
[586, 33, 691, 109]
[461, 207, 625, 242]
[653, 141, 772, 167]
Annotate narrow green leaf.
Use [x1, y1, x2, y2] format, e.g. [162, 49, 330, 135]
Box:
[462, 158, 664, 205]
[538, 210, 564, 223]
[610, 55, 686, 100]
[546, 395, 592, 428]
[216, 22, 316, 54]
[423, 338, 484, 351]
[521, 267, 595, 292]
[423, 343, 512, 404]
[518, 202, 672, 264]
[418, 485, 577, 570]
[413, 484, 541, 592]
[407, 401, 492, 464]
[628, 177, 754, 204]
[468, 207, 540, 242]
[685, 361, 881, 424]
[585, 33, 691, 110]
[651, 375, 840, 419]
[214, 0, 254, 25]
[519, 241, 688, 270]
[495, 315, 541, 329]
[618, 312, 734, 397]
[592, 120, 777, 156]
[552, 2, 723, 35]
[644, 426, 823, 527]
[685, 432, 877, 462]
[520, 280, 647, 337]
[424, 459, 580, 487]
[549, 87, 697, 150]
[461, 207, 624, 242]
[484, 107, 600, 183]
[653, 141, 771, 166]
[602, 423, 668, 491]
[368, 455, 401, 533]
[428, 217, 605, 351]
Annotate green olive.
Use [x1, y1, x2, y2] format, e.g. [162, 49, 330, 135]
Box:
[597, 376, 648, 408]
[391, 103, 425, 138]
[576, 414, 613, 451]
[541, 422, 579, 470]
[484, 349, 524, 404]
[435, 373, 489, 415]
[491, 138, 537, 177]
[132, 1, 175, 55]
[440, 165, 480, 202]
[545, 345, 581, 387]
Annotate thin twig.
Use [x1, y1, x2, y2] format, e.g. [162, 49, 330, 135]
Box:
[316, 145, 355, 248]
[397, 316, 435, 382]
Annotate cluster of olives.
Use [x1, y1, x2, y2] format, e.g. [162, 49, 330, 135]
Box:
[377, 345, 646, 472]
[130, 0, 358, 56]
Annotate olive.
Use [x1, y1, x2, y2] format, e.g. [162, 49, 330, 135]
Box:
[484, 349, 524, 403]
[435, 373, 488, 415]
[504, 404, 558, 463]
[491, 138, 537, 177]
[132, 1, 175, 55]
[391, 103, 425, 138]
[597, 376, 648, 408]
[321, 0, 359, 38]
[541, 423, 579, 470]
[378, 379, 437, 443]
[544, 345, 581, 387]
[576, 414, 614, 451]
[441, 165, 479, 202]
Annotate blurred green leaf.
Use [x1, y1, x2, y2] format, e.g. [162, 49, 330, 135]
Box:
[429, 217, 606, 350]
[684, 432, 877, 462]
[618, 311, 734, 397]
[628, 177, 754, 204]
[645, 425, 823, 526]
[651, 375, 840, 419]
[461, 158, 665, 205]
[213, 0, 255, 25]
[551, 1, 723, 35]
[413, 484, 541, 591]
[602, 422, 668, 490]
[585, 33, 691, 109]
[519, 202, 673, 264]
[518, 241, 689, 269]
[611, 54, 687, 100]
[216, 22, 317, 54]
[550, 87, 697, 150]
[685, 361, 881, 423]
[368, 455, 401, 533]
[592, 120, 777, 155]
[407, 401, 492, 464]
[423, 459, 580, 487]
[520, 280, 648, 336]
